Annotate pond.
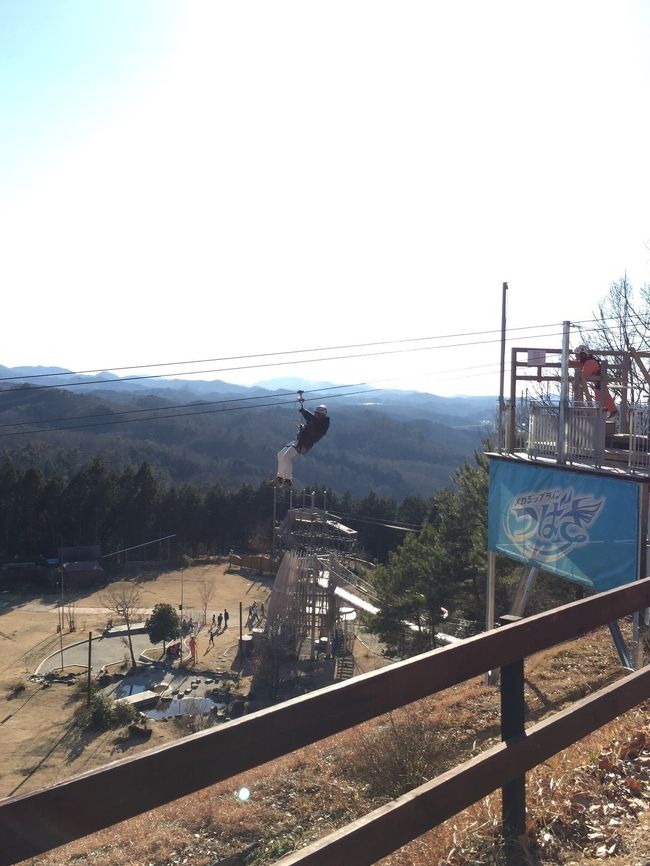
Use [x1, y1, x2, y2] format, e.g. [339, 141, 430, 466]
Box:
[116, 682, 149, 697]
[145, 696, 226, 720]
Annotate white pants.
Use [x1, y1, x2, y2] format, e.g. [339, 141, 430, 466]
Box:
[277, 442, 299, 480]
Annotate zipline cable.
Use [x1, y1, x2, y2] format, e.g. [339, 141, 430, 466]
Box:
[0, 328, 569, 394]
[0, 320, 588, 384]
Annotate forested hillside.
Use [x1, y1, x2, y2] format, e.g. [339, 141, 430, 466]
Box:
[0, 456, 435, 567]
[0, 373, 494, 498]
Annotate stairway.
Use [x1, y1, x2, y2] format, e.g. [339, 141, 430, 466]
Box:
[335, 654, 355, 681]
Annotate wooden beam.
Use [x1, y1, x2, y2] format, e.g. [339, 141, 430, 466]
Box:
[629, 346, 650, 390]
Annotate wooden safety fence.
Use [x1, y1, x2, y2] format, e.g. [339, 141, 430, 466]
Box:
[3, 577, 650, 866]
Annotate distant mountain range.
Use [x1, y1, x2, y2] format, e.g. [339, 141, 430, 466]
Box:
[0, 366, 496, 498]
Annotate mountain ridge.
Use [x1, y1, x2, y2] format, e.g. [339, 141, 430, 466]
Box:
[0, 366, 496, 497]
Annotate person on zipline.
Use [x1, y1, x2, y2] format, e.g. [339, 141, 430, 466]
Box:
[276, 395, 330, 489]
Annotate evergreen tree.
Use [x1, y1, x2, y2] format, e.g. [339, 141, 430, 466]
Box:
[368, 449, 491, 656]
[370, 524, 447, 657]
[145, 602, 180, 652]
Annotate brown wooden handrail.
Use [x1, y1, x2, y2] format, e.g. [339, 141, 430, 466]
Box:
[2, 575, 650, 866]
[276, 665, 650, 865]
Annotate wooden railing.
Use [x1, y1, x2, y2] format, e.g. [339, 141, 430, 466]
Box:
[3, 577, 650, 866]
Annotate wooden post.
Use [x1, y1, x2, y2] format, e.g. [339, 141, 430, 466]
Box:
[499, 614, 526, 856]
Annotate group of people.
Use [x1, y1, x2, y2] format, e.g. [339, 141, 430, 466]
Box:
[208, 609, 230, 646]
[246, 600, 265, 629]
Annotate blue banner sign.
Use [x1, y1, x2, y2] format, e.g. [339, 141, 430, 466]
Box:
[488, 459, 640, 591]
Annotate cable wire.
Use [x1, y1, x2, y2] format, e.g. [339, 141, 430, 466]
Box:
[0, 320, 578, 384]
[0, 328, 568, 394]
[0, 387, 383, 438]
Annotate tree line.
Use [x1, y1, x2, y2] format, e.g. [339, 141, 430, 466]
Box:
[0, 454, 437, 566]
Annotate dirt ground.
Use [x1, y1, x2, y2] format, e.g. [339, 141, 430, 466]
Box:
[0, 561, 390, 804]
[0, 562, 278, 800]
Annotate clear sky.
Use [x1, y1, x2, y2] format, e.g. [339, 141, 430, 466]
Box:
[1, 1, 649, 398]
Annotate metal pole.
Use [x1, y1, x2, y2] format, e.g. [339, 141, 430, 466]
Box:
[179, 568, 184, 666]
[508, 348, 517, 452]
[58, 578, 64, 670]
[557, 320, 571, 464]
[309, 559, 317, 662]
[272, 486, 277, 558]
[87, 632, 92, 706]
[633, 482, 649, 669]
[239, 601, 243, 671]
[484, 550, 497, 686]
[498, 281, 508, 453]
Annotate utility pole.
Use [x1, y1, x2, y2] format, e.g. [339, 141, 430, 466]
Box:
[179, 566, 184, 666]
[87, 632, 92, 706]
[498, 281, 508, 452]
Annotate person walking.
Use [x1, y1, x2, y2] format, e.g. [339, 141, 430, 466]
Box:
[223, 608, 230, 630]
[217, 612, 223, 632]
[208, 629, 215, 647]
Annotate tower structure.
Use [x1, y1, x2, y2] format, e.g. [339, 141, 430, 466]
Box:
[490, 324, 650, 668]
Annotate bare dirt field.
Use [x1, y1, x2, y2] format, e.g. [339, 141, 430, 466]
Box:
[0, 562, 277, 800]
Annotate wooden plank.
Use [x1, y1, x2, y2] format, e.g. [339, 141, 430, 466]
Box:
[275, 665, 650, 866]
[2, 577, 650, 864]
[629, 346, 650, 390]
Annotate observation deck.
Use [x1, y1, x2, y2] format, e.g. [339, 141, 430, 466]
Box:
[498, 345, 650, 475]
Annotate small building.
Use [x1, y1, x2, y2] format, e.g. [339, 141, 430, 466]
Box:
[60, 545, 104, 589]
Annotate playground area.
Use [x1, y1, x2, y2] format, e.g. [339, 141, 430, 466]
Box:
[0, 558, 388, 801]
[0, 561, 274, 799]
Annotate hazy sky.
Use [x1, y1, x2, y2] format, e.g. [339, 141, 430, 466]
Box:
[2, 1, 650, 398]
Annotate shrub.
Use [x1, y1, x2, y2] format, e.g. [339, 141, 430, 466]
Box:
[6, 679, 26, 698]
[73, 677, 98, 702]
[74, 692, 137, 730]
[113, 699, 138, 726]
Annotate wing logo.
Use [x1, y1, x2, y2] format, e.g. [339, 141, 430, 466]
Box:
[503, 486, 604, 563]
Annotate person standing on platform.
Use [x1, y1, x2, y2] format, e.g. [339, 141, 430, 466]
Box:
[571, 345, 617, 419]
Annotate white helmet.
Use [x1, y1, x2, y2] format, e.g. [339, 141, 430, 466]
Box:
[575, 344, 590, 356]
[315, 404, 327, 416]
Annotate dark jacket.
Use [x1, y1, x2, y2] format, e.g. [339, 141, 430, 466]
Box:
[296, 407, 330, 453]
